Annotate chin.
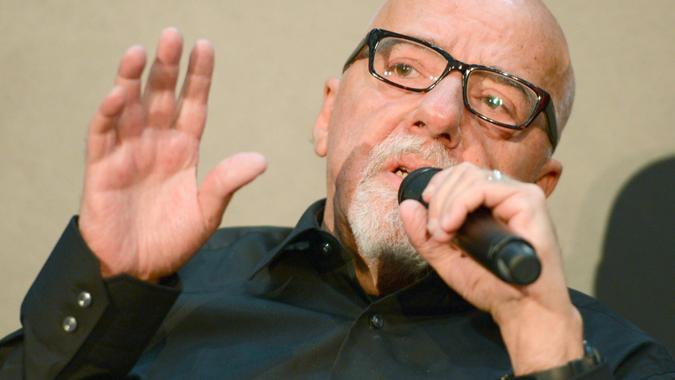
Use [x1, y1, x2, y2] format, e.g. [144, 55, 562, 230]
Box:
[347, 174, 430, 278]
[344, 131, 454, 283]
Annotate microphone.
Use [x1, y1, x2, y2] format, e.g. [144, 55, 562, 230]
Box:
[398, 167, 541, 285]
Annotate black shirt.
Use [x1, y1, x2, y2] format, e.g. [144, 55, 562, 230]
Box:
[1, 200, 673, 379]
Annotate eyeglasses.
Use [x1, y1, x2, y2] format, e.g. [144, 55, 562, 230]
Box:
[342, 29, 559, 149]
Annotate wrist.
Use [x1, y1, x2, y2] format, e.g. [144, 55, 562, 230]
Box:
[501, 340, 603, 380]
[497, 302, 584, 375]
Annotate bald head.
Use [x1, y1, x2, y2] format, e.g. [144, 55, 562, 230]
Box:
[370, 0, 575, 136]
[313, 0, 574, 292]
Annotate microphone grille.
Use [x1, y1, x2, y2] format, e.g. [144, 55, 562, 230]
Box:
[397, 167, 441, 207]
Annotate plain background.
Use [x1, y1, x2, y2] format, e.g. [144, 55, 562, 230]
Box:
[0, 1, 673, 335]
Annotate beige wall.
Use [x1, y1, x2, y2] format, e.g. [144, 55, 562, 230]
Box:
[0, 1, 672, 335]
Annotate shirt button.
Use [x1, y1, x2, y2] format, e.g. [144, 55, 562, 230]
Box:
[62, 316, 78, 333]
[77, 291, 92, 308]
[321, 242, 332, 256]
[369, 314, 384, 330]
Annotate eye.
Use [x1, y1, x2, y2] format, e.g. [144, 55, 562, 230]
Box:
[484, 94, 504, 109]
[383, 62, 421, 80]
[393, 63, 415, 77]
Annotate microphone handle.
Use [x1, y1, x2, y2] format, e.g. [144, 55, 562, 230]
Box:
[398, 167, 541, 285]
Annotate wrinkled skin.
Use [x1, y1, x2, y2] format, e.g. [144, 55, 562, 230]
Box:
[312, 0, 580, 375]
[79, 29, 267, 282]
[78, 0, 580, 376]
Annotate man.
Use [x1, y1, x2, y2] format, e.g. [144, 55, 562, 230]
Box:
[0, 0, 673, 378]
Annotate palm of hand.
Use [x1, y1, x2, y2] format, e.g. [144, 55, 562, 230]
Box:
[79, 28, 266, 281]
[81, 129, 207, 280]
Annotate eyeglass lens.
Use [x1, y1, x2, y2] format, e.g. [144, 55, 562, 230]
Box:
[373, 36, 539, 127]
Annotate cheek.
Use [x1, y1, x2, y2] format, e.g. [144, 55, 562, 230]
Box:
[491, 145, 547, 182]
[452, 137, 531, 182]
[326, 84, 412, 180]
[457, 116, 550, 181]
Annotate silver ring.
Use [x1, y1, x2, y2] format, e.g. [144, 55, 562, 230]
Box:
[488, 169, 503, 182]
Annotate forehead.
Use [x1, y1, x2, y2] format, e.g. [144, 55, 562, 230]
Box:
[370, 0, 560, 88]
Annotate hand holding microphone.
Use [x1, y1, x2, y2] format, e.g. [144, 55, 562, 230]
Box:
[397, 165, 585, 374]
[398, 167, 541, 285]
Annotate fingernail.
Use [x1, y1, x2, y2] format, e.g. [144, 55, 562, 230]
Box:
[440, 214, 453, 230]
[432, 228, 450, 243]
[163, 26, 180, 35]
[125, 45, 145, 55]
[427, 219, 439, 234]
[195, 39, 213, 48]
[422, 184, 435, 199]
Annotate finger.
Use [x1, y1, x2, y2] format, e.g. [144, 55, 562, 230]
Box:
[399, 199, 431, 249]
[426, 165, 474, 240]
[421, 166, 452, 202]
[403, 193, 527, 313]
[489, 184, 559, 257]
[114, 45, 146, 104]
[438, 176, 523, 240]
[422, 162, 480, 201]
[112, 45, 147, 138]
[142, 27, 183, 128]
[175, 39, 214, 139]
[400, 199, 468, 278]
[489, 182, 542, 221]
[90, 86, 126, 134]
[198, 152, 268, 229]
[87, 86, 126, 162]
[421, 166, 456, 236]
[435, 167, 488, 232]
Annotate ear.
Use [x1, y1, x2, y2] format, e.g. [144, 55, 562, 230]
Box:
[535, 158, 562, 197]
[313, 78, 340, 157]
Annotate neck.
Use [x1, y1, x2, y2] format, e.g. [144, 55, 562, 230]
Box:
[354, 253, 430, 296]
[323, 195, 428, 296]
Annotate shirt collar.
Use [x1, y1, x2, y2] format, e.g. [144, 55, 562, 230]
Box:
[248, 199, 472, 315]
[248, 199, 350, 278]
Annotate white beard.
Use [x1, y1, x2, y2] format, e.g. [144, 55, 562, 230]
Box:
[347, 132, 454, 278]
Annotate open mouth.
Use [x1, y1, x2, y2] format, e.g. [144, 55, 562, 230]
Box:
[393, 166, 410, 179]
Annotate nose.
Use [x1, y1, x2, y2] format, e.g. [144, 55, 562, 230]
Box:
[408, 72, 464, 148]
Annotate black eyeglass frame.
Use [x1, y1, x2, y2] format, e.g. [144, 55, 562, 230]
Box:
[342, 28, 559, 149]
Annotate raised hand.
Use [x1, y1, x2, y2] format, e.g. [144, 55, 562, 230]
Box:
[399, 163, 583, 375]
[79, 28, 267, 282]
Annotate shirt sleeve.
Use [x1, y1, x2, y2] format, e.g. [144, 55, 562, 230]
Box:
[0, 217, 181, 380]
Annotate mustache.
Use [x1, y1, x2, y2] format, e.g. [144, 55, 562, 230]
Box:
[361, 132, 455, 182]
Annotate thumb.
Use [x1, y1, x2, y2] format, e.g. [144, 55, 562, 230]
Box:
[400, 199, 450, 265]
[198, 152, 267, 229]
[399, 199, 430, 249]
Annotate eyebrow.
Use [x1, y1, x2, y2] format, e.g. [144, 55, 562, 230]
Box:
[408, 33, 439, 47]
[488, 72, 534, 102]
[408, 33, 508, 70]
[397, 30, 528, 86]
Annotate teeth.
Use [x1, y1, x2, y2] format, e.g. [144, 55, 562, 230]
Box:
[395, 168, 409, 178]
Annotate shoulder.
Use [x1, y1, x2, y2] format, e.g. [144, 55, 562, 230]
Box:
[203, 225, 292, 251]
[570, 289, 648, 343]
[177, 226, 293, 290]
[570, 289, 675, 378]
